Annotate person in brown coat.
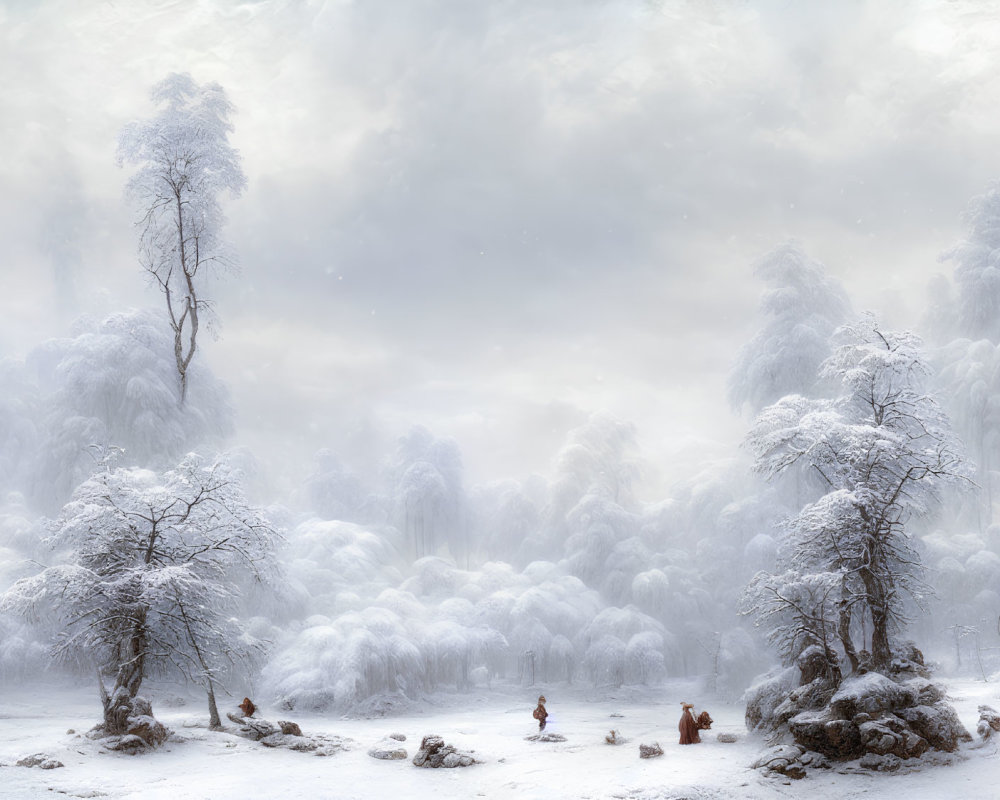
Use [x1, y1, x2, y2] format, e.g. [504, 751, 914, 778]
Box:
[532, 695, 549, 731]
[239, 697, 256, 718]
[678, 703, 714, 744]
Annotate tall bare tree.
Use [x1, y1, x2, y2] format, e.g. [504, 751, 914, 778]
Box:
[118, 73, 246, 403]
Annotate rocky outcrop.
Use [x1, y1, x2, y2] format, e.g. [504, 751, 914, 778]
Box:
[750, 667, 972, 779]
[92, 694, 169, 753]
[226, 713, 277, 740]
[225, 713, 352, 756]
[16, 754, 63, 769]
[758, 671, 971, 773]
[411, 735, 479, 768]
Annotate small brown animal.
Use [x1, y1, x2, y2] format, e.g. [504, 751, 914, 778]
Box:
[239, 697, 256, 718]
[696, 710, 713, 730]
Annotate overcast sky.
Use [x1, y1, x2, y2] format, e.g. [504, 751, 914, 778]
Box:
[3, 0, 1000, 495]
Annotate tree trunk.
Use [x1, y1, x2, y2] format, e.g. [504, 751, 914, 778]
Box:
[838, 600, 860, 674]
[869, 604, 891, 670]
[206, 679, 222, 730]
[861, 565, 892, 670]
[101, 614, 149, 735]
[117, 613, 148, 699]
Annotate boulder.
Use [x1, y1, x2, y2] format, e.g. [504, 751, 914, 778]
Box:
[751, 744, 807, 779]
[226, 714, 279, 741]
[859, 752, 904, 772]
[772, 676, 838, 730]
[17, 755, 65, 770]
[369, 737, 408, 760]
[412, 735, 478, 768]
[889, 643, 931, 678]
[897, 704, 971, 752]
[226, 712, 351, 756]
[798, 644, 841, 685]
[976, 705, 1000, 740]
[906, 678, 946, 706]
[788, 711, 862, 759]
[829, 674, 915, 719]
[125, 714, 169, 748]
[261, 733, 317, 751]
[744, 666, 800, 734]
[93, 693, 169, 753]
[638, 742, 663, 759]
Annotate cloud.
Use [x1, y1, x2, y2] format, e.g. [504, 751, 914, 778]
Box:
[3, 0, 1000, 492]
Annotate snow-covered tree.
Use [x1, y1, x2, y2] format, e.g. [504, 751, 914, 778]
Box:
[26, 309, 233, 512]
[300, 449, 365, 522]
[935, 338, 1000, 530]
[0, 359, 39, 497]
[386, 427, 467, 563]
[468, 478, 542, 565]
[549, 412, 640, 516]
[744, 315, 969, 674]
[729, 240, 851, 417]
[117, 73, 246, 403]
[940, 181, 1000, 343]
[1, 454, 279, 733]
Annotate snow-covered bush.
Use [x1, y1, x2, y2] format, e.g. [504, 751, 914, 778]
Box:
[27, 309, 233, 512]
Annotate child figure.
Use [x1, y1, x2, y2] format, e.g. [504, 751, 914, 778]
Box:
[532, 695, 549, 731]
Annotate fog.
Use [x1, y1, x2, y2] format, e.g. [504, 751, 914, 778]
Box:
[3, 0, 1000, 729]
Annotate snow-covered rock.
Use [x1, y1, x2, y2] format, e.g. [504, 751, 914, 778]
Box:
[829, 673, 915, 719]
[750, 667, 971, 773]
[368, 735, 408, 760]
[977, 705, 1000, 739]
[411, 735, 478, 768]
[16, 754, 63, 769]
[638, 742, 663, 759]
[750, 744, 807, 779]
[524, 732, 567, 742]
[226, 713, 353, 756]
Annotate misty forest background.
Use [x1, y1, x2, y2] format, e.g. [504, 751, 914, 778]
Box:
[3, 4, 1000, 725]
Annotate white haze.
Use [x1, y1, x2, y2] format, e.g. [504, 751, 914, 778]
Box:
[4, 6, 1000, 793]
[4, 0, 1000, 494]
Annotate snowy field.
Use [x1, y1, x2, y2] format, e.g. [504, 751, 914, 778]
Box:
[0, 678, 997, 800]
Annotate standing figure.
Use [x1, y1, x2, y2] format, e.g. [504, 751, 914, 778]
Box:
[678, 702, 700, 744]
[533, 695, 549, 731]
[239, 697, 256, 718]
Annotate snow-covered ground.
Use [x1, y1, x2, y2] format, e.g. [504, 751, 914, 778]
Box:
[0, 677, 997, 800]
